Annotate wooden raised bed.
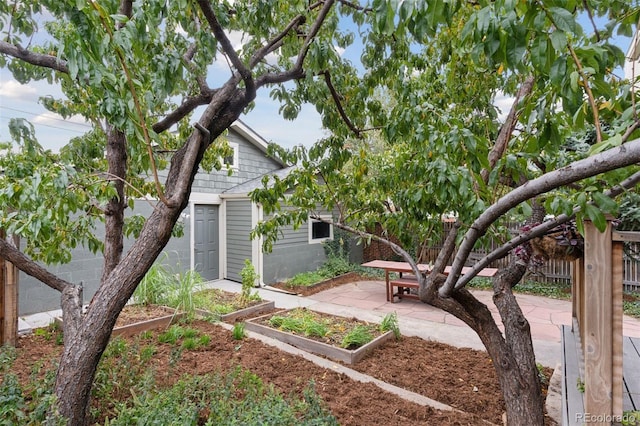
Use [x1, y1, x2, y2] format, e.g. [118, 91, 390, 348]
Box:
[195, 300, 275, 323]
[245, 309, 395, 364]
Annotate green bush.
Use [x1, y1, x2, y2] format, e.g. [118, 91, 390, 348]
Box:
[105, 369, 338, 426]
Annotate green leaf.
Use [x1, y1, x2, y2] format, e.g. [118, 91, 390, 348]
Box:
[585, 204, 606, 232]
[547, 7, 576, 33]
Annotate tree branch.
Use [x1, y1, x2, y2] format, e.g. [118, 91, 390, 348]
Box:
[321, 70, 363, 138]
[196, 0, 255, 99]
[0, 40, 69, 73]
[152, 90, 217, 133]
[249, 14, 307, 68]
[0, 238, 71, 292]
[481, 75, 535, 181]
[440, 136, 640, 297]
[455, 168, 640, 289]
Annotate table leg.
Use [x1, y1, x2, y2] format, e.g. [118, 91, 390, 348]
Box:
[385, 270, 390, 302]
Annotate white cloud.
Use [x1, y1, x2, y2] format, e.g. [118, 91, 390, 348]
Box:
[32, 111, 89, 128]
[493, 91, 515, 122]
[0, 79, 38, 100]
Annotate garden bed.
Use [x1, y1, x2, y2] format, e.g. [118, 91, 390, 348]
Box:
[270, 272, 367, 296]
[192, 288, 275, 322]
[9, 315, 556, 425]
[245, 308, 396, 364]
[113, 305, 185, 337]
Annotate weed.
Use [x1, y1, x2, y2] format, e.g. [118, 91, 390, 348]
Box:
[232, 322, 246, 340]
[576, 378, 585, 393]
[341, 325, 373, 349]
[380, 312, 401, 339]
[197, 335, 211, 347]
[182, 337, 197, 350]
[536, 363, 548, 387]
[239, 259, 261, 305]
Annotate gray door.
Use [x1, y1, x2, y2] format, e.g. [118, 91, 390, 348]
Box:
[194, 205, 219, 280]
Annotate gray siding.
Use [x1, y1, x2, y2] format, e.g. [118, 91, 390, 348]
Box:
[261, 208, 334, 284]
[188, 129, 282, 194]
[225, 200, 253, 282]
[18, 201, 191, 315]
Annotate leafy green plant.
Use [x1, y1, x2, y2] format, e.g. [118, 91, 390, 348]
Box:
[380, 312, 401, 339]
[341, 325, 373, 349]
[232, 322, 247, 340]
[622, 410, 640, 426]
[104, 369, 337, 425]
[239, 259, 261, 305]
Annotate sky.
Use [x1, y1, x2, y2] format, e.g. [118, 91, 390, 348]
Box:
[0, 10, 636, 153]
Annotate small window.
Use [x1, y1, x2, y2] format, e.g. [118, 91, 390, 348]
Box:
[223, 142, 239, 169]
[309, 216, 333, 244]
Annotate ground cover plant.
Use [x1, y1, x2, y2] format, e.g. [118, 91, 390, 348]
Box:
[4, 318, 552, 425]
[258, 308, 398, 350]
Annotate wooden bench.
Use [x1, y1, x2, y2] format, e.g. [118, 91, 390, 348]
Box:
[389, 277, 420, 302]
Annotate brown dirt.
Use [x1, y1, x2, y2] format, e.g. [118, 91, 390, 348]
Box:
[9, 306, 555, 426]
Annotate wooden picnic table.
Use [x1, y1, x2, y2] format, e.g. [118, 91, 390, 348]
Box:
[361, 260, 498, 302]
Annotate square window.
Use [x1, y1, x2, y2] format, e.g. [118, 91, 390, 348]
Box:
[309, 217, 333, 244]
[223, 142, 239, 169]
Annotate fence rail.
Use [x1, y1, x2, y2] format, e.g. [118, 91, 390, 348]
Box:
[419, 222, 640, 293]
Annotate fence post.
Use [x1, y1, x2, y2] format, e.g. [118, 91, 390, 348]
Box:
[582, 219, 622, 423]
[1, 230, 19, 346]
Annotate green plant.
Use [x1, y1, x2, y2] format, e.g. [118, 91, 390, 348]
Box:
[239, 259, 261, 305]
[158, 325, 186, 345]
[380, 312, 401, 339]
[167, 268, 204, 317]
[134, 255, 175, 306]
[340, 325, 373, 349]
[622, 410, 640, 426]
[536, 363, 548, 387]
[232, 322, 247, 340]
[576, 378, 585, 393]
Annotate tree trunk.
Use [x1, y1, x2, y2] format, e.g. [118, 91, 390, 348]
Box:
[422, 261, 545, 425]
[53, 91, 248, 424]
[454, 264, 545, 425]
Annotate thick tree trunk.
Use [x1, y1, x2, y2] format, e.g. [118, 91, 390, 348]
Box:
[53, 91, 249, 424]
[421, 261, 545, 425]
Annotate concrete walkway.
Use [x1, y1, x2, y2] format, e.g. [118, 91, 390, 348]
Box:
[19, 278, 640, 368]
[214, 279, 640, 368]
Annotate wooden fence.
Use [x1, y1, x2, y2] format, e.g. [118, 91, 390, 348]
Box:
[418, 221, 640, 292]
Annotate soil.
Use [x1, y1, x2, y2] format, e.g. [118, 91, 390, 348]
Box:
[9, 300, 555, 426]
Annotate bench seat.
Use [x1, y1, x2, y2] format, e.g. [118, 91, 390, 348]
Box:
[389, 277, 420, 302]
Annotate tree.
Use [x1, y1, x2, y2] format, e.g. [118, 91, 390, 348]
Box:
[250, 1, 640, 424]
[0, 0, 639, 424]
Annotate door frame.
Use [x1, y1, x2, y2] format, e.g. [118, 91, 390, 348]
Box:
[189, 193, 222, 280]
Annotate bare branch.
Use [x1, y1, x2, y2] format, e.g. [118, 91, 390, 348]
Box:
[295, 0, 336, 70]
[0, 238, 71, 293]
[196, 0, 255, 99]
[321, 70, 363, 138]
[440, 136, 640, 297]
[481, 75, 535, 181]
[0, 40, 69, 73]
[152, 90, 217, 133]
[249, 15, 307, 68]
